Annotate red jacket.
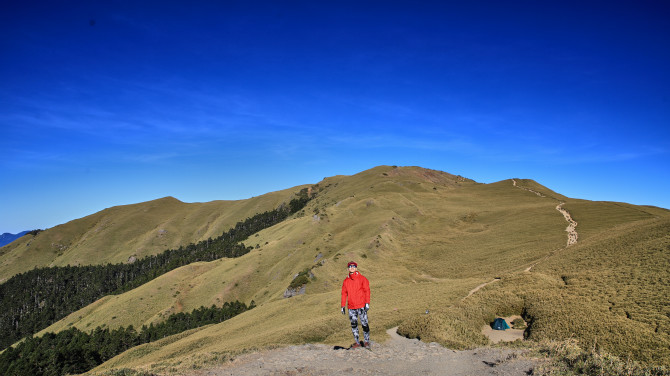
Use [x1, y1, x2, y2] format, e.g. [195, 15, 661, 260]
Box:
[341, 271, 370, 309]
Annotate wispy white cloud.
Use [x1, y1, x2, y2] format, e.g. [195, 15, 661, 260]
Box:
[548, 148, 667, 164]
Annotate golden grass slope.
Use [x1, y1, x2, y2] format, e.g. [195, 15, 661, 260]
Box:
[526, 217, 670, 362]
[398, 207, 669, 365]
[13, 165, 670, 372]
[0, 186, 309, 282]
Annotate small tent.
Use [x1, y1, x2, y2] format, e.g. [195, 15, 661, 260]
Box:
[492, 317, 510, 330]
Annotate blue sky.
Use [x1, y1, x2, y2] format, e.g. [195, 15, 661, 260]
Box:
[1, 1, 669, 234]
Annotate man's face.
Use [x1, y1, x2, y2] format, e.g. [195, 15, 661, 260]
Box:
[348, 265, 357, 272]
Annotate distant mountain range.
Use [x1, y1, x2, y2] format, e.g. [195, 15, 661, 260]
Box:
[0, 231, 30, 247]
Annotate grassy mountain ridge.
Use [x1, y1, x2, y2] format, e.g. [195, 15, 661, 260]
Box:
[3, 165, 669, 373]
[0, 186, 310, 282]
[0, 189, 313, 352]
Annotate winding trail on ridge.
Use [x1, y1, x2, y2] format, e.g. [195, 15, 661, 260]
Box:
[511, 179, 578, 272]
[511, 179, 578, 247]
[463, 278, 501, 301]
[511, 179, 546, 197]
[555, 202, 578, 246]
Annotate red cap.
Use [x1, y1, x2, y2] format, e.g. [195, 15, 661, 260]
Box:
[347, 261, 357, 268]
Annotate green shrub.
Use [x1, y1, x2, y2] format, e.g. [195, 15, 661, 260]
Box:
[289, 269, 312, 289]
[512, 318, 526, 329]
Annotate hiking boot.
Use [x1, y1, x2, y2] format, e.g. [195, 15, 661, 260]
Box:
[351, 342, 362, 349]
[364, 341, 371, 349]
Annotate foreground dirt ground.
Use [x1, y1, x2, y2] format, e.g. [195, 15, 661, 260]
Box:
[189, 327, 541, 376]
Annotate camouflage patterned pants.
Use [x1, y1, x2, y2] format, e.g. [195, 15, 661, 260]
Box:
[348, 308, 370, 343]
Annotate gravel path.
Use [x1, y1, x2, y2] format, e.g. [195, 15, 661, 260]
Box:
[190, 327, 540, 376]
[511, 179, 578, 247]
[555, 203, 578, 246]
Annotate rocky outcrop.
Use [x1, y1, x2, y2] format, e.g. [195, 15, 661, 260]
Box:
[283, 285, 306, 298]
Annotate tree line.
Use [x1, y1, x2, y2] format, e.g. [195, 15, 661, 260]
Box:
[0, 300, 253, 376]
[0, 189, 312, 351]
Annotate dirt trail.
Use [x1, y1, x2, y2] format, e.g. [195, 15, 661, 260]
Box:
[511, 179, 578, 247]
[511, 179, 545, 197]
[463, 278, 500, 301]
[509, 181, 578, 274]
[556, 202, 578, 246]
[190, 327, 540, 376]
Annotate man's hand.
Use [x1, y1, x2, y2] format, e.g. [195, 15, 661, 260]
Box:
[364, 303, 370, 312]
[341, 307, 346, 315]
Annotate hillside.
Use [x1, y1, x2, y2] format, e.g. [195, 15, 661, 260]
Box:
[2, 165, 668, 375]
[0, 186, 309, 282]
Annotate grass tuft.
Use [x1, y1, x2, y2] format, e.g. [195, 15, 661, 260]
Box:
[533, 339, 670, 376]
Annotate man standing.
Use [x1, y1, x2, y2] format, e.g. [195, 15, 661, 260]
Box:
[341, 261, 371, 349]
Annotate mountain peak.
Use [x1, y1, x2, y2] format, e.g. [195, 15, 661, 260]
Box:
[151, 196, 182, 203]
